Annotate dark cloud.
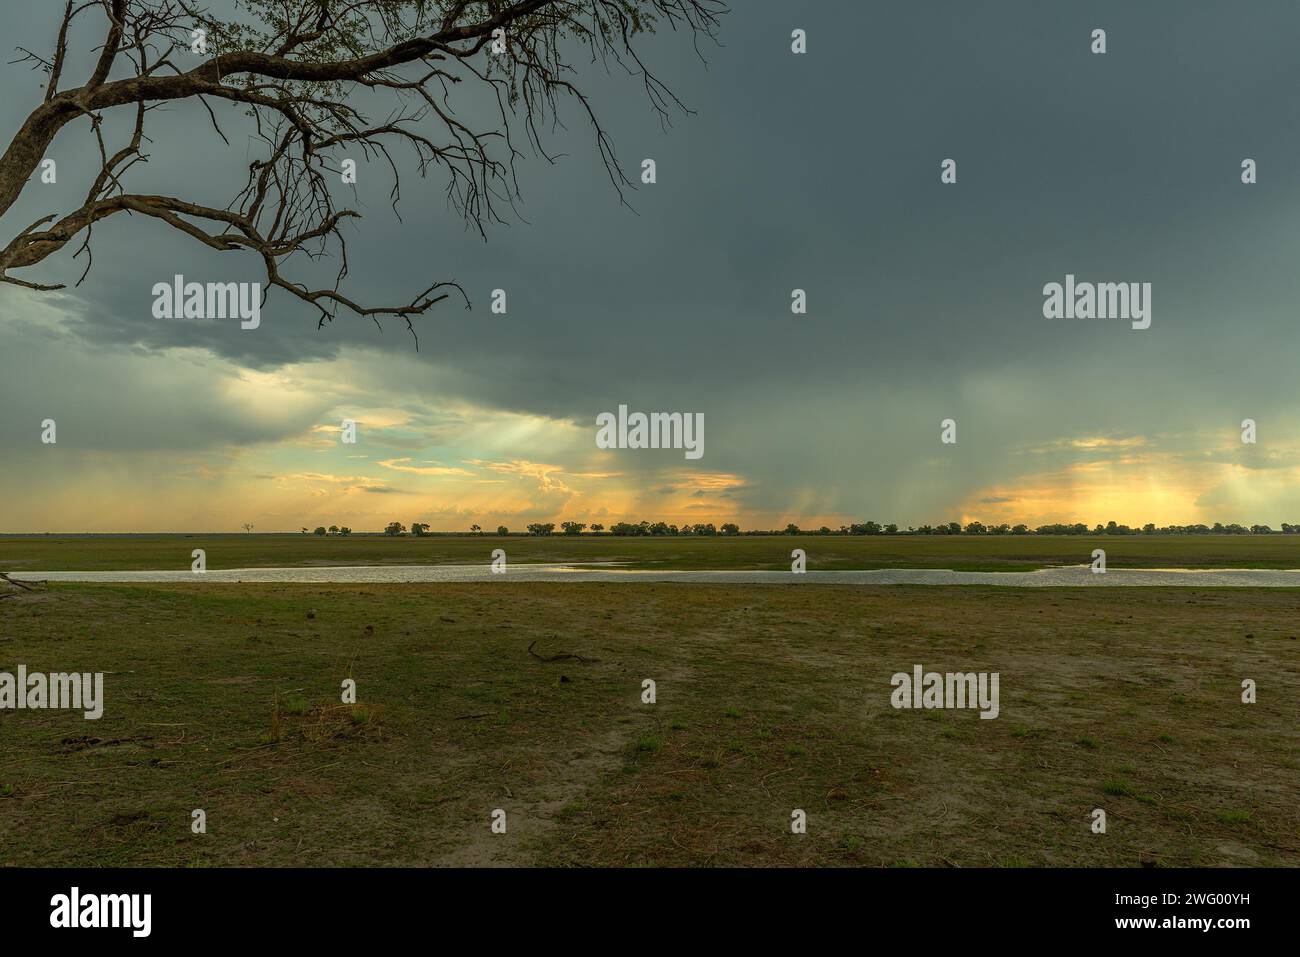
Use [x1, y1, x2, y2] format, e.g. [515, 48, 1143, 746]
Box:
[4, 1, 1300, 526]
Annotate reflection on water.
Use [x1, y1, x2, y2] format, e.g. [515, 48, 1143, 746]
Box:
[13, 563, 1300, 586]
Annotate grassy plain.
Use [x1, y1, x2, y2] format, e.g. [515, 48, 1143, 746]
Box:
[1, 533, 1298, 572]
[1, 580, 1296, 867]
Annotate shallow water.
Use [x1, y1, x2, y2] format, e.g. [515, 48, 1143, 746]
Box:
[12, 563, 1300, 586]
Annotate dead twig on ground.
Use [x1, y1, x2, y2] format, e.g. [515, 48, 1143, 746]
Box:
[528, 639, 597, 664]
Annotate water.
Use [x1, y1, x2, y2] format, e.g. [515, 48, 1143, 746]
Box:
[10, 563, 1300, 586]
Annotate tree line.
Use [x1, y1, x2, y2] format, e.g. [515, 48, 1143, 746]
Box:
[317, 520, 1300, 536]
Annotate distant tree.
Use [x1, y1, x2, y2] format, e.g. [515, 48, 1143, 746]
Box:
[328, 525, 339, 535]
[338, 527, 352, 536]
[470, 524, 482, 534]
[300, 527, 309, 535]
[410, 522, 429, 536]
[313, 526, 327, 536]
[477, 516, 1300, 537]
[384, 522, 405, 536]
[241, 523, 255, 533]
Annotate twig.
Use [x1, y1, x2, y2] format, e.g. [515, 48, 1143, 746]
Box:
[527, 639, 597, 664]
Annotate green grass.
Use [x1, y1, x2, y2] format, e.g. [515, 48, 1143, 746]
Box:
[1, 580, 1297, 866]
[3, 533, 1300, 572]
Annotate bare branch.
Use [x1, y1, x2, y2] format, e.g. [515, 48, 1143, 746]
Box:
[0, 0, 726, 336]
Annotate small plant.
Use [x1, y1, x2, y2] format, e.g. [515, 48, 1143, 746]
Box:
[262, 693, 283, 745]
[556, 801, 586, 821]
[629, 735, 660, 756]
[1012, 726, 1046, 739]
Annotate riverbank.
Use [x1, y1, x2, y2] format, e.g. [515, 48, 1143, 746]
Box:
[3, 534, 1299, 572]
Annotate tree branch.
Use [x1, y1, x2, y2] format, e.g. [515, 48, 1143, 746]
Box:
[0, 0, 726, 336]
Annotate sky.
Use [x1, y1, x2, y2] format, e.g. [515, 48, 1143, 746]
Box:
[3, 0, 1300, 533]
